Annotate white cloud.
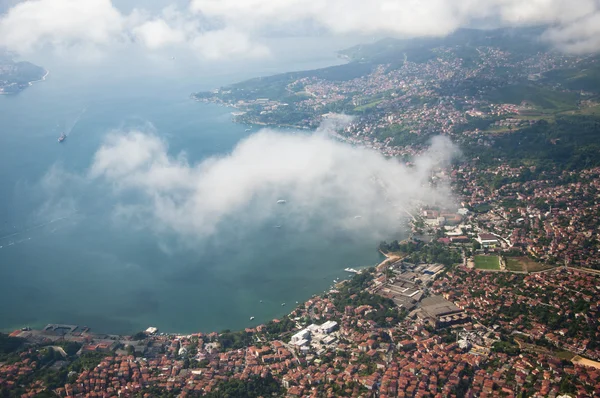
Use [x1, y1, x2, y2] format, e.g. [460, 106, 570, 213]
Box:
[2, 0, 600, 58]
[0, 0, 267, 60]
[543, 11, 600, 54]
[190, 0, 600, 52]
[0, 0, 125, 53]
[132, 19, 186, 50]
[190, 0, 600, 33]
[129, 7, 269, 59]
[191, 28, 270, 60]
[496, 0, 597, 25]
[88, 121, 459, 240]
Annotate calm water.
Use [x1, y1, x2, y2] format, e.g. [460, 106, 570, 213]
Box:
[0, 41, 390, 334]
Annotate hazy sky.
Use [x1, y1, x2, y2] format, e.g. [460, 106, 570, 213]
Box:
[1, 0, 600, 60]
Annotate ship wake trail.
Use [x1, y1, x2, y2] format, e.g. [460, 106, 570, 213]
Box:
[64, 106, 88, 137]
[0, 215, 75, 248]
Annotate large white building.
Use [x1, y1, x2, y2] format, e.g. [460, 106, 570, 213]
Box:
[291, 321, 338, 349]
[291, 329, 311, 347]
[145, 327, 158, 335]
[319, 321, 338, 334]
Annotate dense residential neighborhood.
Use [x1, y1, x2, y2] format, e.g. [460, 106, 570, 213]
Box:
[3, 258, 600, 397]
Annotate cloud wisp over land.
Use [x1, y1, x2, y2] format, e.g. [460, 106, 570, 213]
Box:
[87, 122, 458, 241]
[2, 0, 600, 58]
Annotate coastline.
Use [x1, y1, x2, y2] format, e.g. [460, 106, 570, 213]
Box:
[29, 69, 49, 86]
[193, 96, 310, 131]
[376, 249, 401, 271]
[0, 69, 49, 95]
[3, 248, 386, 336]
[242, 120, 308, 130]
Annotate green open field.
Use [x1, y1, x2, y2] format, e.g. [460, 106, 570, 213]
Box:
[354, 99, 383, 112]
[506, 258, 523, 271]
[544, 65, 600, 93]
[506, 257, 554, 272]
[556, 351, 577, 361]
[560, 104, 600, 117]
[474, 255, 500, 270]
[487, 85, 580, 112]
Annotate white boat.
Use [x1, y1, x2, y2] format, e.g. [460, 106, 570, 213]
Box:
[259, 300, 263, 303]
[344, 267, 359, 273]
[277, 199, 287, 204]
[250, 316, 255, 321]
[354, 215, 362, 219]
[281, 303, 286, 306]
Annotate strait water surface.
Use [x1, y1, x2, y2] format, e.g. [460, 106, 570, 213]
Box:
[0, 41, 390, 334]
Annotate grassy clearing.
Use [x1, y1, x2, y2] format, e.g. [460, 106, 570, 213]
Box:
[487, 84, 580, 112]
[513, 114, 556, 122]
[544, 66, 600, 93]
[506, 257, 554, 272]
[354, 99, 383, 112]
[506, 258, 524, 272]
[472, 203, 492, 213]
[525, 263, 554, 272]
[483, 126, 515, 134]
[556, 351, 577, 361]
[474, 255, 500, 270]
[519, 257, 553, 272]
[560, 104, 600, 117]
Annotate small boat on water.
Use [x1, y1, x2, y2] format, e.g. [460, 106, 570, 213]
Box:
[281, 303, 286, 306]
[277, 199, 287, 204]
[344, 267, 359, 273]
[259, 300, 263, 303]
[250, 316, 255, 321]
[58, 132, 66, 143]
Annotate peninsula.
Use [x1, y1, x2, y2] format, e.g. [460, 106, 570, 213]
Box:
[0, 53, 47, 95]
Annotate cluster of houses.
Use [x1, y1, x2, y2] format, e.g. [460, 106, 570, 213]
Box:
[455, 164, 600, 267]
[4, 258, 600, 397]
[432, 266, 600, 360]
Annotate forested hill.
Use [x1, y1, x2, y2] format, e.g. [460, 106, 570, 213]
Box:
[339, 27, 549, 64]
[193, 27, 549, 105]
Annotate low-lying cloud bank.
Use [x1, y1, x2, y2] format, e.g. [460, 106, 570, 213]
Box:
[0, 0, 269, 59]
[1, 0, 600, 58]
[87, 123, 459, 240]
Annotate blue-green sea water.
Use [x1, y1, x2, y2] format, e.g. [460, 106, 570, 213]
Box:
[0, 41, 390, 335]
